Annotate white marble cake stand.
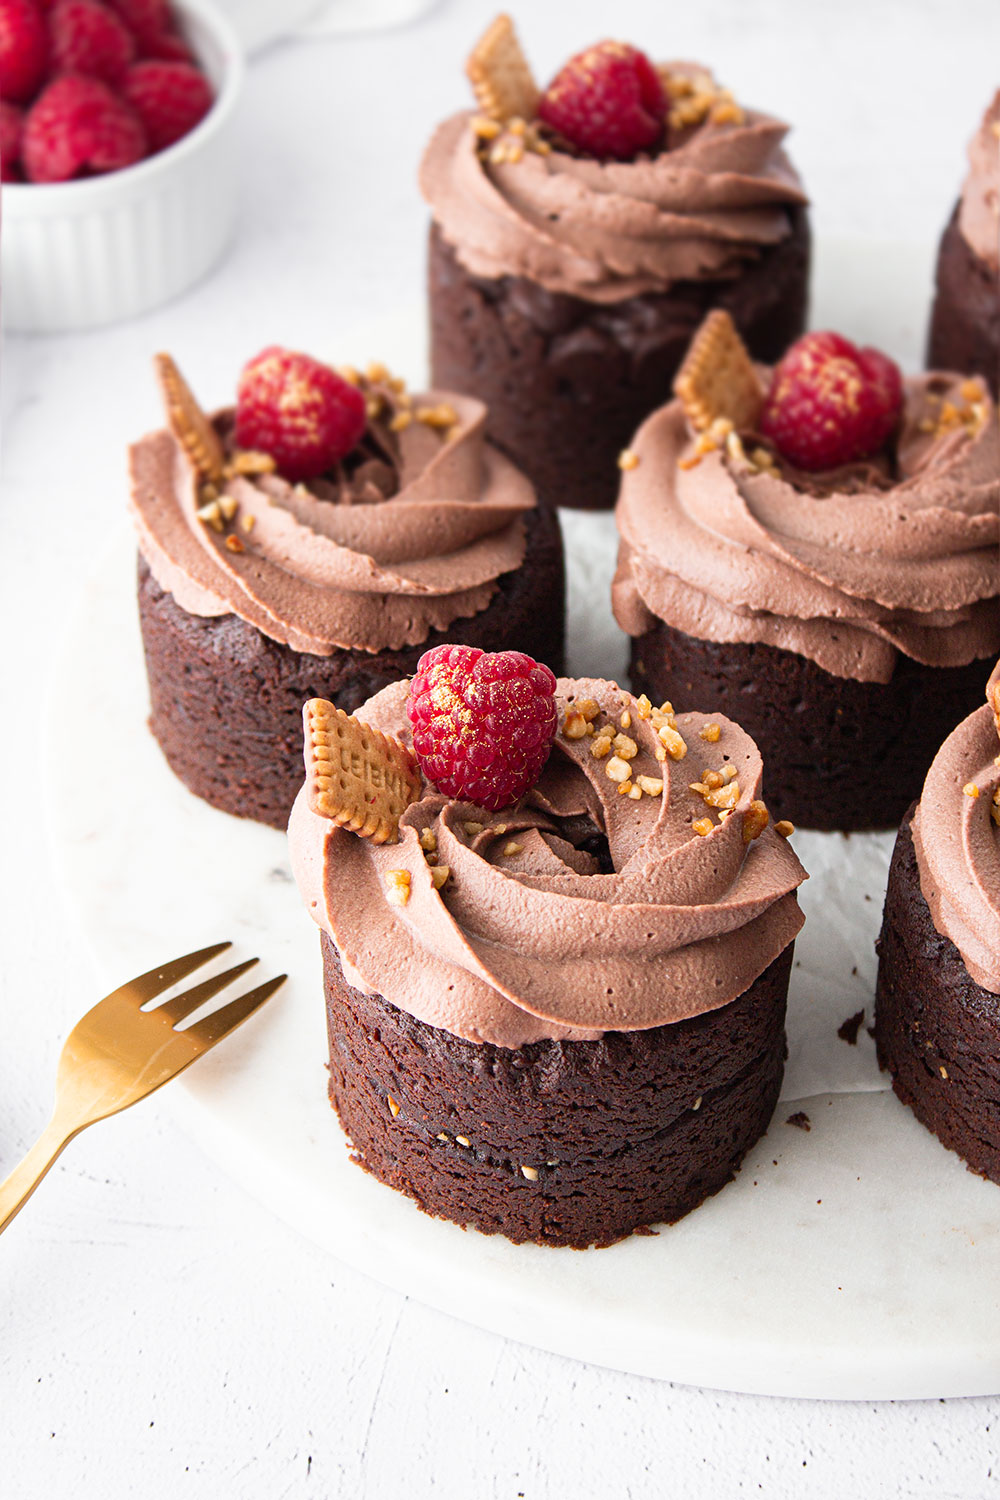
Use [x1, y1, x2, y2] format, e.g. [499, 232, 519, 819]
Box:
[44, 515, 1000, 1403]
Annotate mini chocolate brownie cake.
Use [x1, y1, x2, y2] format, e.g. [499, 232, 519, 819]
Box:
[875, 667, 1000, 1181]
[420, 19, 810, 511]
[614, 321, 1000, 832]
[289, 674, 807, 1249]
[927, 94, 1000, 398]
[129, 356, 565, 829]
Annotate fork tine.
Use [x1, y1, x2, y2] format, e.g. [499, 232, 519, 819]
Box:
[184, 975, 287, 1047]
[108, 941, 233, 1009]
[156, 958, 260, 1025]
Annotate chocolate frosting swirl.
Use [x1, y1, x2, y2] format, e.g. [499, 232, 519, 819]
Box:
[613, 373, 1000, 684]
[288, 677, 806, 1048]
[911, 662, 1000, 994]
[958, 91, 1000, 273]
[419, 64, 807, 304]
[129, 389, 536, 656]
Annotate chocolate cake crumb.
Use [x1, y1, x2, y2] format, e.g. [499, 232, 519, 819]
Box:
[785, 1111, 811, 1131]
[837, 1009, 866, 1046]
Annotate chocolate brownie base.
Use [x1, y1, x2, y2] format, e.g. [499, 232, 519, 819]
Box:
[875, 810, 1000, 1184]
[927, 204, 1000, 399]
[428, 211, 810, 511]
[321, 931, 792, 1249]
[136, 501, 565, 830]
[629, 621, 995, 832]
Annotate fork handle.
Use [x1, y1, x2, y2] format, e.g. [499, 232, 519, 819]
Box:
[0, 1114, 79, 1236]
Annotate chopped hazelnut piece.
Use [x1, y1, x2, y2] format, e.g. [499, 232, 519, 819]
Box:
[225, 534, 244, 553]
[605, 755, 632, 784]
[774, 820, 795, 838]
[692, 817, 714, 837]
[635, 694, 652, 720]
[612, 732, 638, 760]
[963, 782, 980, 799]
[618, 448, 640, 471]
[430, 864, 451, 891]
[692, 1095, 703, 1111]
[455, 1135, 471, 1147]
[620, 709, 632, 729]
[387, 1096, 401, 1118]
[197, 499, 223, 532]
[385, 869, 411, 905]
[520, 1165, 539, 1181]
[219, 494, 238, 521]
[658, 725, 688, 761]
[563, 709, 590, 740]
[618, 779, 634, 796]
[241, 513, 256, 534]
[590, 734, 614, 759]
[743, 800, 770, 843]
[463, 820, 485, 836]
[390, 411, 413, 432]
[637, 775, 664, 797]
[230, 449, 276, 476]
[699, 723, 721, 743]
[502, 840, 523, 856]
[627, 783, 643, 800]
[419, 828, 438, 853]
[575, 699, 601, 722]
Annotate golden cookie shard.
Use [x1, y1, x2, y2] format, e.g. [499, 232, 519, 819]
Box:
[466, 13, 539, 124]
[154, 352, 225, 484]
[303, 699, 422, 845]
[674, 310, 764, 433]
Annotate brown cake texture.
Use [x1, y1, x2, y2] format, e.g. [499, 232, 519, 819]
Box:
[927, 205, 1000, 399]
[428, 209, 810, 512]
[875, 810, 1000, 1185]
[321, 932, 791, 1249]
[629, 622, 996, 832]
[137, 499, 565, 830]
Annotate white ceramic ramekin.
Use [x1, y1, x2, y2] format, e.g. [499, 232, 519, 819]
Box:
[1, 0, 244, 334]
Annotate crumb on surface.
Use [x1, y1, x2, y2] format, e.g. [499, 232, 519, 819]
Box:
[838, 1008, 866, 1046]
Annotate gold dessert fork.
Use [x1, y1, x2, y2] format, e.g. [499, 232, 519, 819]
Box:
[0, 942, 285, 1235]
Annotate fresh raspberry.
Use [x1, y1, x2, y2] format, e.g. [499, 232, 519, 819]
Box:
[50, 0, 135, 83]
[537, 39, 666, 161]
[1, 98, 24, 177]
[234, 348, 368, 482]
[120, 59, 211, 150]
[22, 72, 146, 181]
[0, 0, 49, 104]
[406, 645, 558, 811]
[141, 26, 193, 63]
[104, 0, 166, 50]
[758, 332, 904, 471]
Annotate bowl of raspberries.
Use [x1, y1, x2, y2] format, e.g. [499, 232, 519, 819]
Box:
[1, 0, 244, 331]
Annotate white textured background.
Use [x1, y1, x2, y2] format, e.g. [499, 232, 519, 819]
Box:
[3, 1, 1000, 1495]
